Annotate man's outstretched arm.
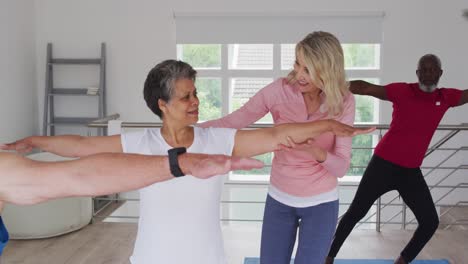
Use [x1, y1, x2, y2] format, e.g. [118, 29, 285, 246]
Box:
[458, 90, 468, 106]
[0, 152, 263, 205]
[349, 80, 388, 101]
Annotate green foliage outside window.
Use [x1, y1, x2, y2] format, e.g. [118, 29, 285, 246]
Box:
[196, 78, 222, 121]
[355, 95, 374, 123]
[348, 135, 373, 175]
[343, 44, 379, 69]
[178, 44, 221, 68]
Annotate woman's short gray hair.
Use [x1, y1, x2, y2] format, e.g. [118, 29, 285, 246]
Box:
[143, 60, 197, 118]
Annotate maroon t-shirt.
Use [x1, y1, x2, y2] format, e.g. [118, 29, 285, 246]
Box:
[374, 82, 462, 168]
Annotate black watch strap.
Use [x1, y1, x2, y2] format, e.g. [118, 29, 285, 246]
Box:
[168, 147, 187, 177]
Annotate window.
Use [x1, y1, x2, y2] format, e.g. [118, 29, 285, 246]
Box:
[196, 78, 222, 121]
[176, 12, 384, 180]
[230, 78, 273, 123]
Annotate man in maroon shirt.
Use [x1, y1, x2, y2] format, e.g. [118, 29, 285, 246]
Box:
[325, 54, 468, 264]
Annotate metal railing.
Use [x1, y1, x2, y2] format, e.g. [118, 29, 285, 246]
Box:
[88, 120, 468, 230]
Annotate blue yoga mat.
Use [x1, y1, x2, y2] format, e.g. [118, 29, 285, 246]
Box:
[244, 257, 449, 264]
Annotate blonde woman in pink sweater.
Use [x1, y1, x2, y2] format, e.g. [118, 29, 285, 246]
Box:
[200, 31, 353, 264]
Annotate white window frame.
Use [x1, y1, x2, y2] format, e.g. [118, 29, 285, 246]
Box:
[179, 43, 382, 184]
[176, 12, 384, 183]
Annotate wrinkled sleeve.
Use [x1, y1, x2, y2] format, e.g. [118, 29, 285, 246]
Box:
[321, 94, 355, 178]
[198, 80, 279, 129]
[385, 82, 408, 103]
[443, 88, 463, 107]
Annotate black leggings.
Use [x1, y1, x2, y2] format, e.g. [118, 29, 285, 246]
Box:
[328, 155, 439, 262]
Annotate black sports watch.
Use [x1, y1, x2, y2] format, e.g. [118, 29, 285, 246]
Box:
[168, 147, 187, 177]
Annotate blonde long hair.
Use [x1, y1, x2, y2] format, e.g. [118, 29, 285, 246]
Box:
[288, 31, 349, 117]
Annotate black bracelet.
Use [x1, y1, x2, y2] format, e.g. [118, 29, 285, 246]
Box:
[168, 147, 187, 177]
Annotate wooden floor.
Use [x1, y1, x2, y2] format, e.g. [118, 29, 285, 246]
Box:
[3, 221, 468, 264]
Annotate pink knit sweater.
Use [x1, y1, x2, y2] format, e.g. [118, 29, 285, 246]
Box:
[199, 78, 355, 196]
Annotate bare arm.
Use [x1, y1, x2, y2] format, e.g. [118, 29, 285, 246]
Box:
[233, 119, 374, 157]
[350, 80, 388, 101]
[0, 152, 263, 205]
[458, 90, 468, 106]
[0, 135, 122, 157]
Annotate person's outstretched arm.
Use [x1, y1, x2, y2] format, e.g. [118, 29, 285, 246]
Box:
[0, 135, 122, 157]
[457, 90, 468, 106]
[199, 80, 276, 129]
[0, 152, 263, 205]
[232, 119, 375, 158]
[350, 80, 388, 101]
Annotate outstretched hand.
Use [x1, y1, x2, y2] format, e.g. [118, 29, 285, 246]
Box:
[330, 120, 376, 137]
[189, 154, 264, 179]
[0, 138, 34, 154]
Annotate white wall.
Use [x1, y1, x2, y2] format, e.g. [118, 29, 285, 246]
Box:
[0, 0, 36, 142]
[33, 0, 468, 125]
